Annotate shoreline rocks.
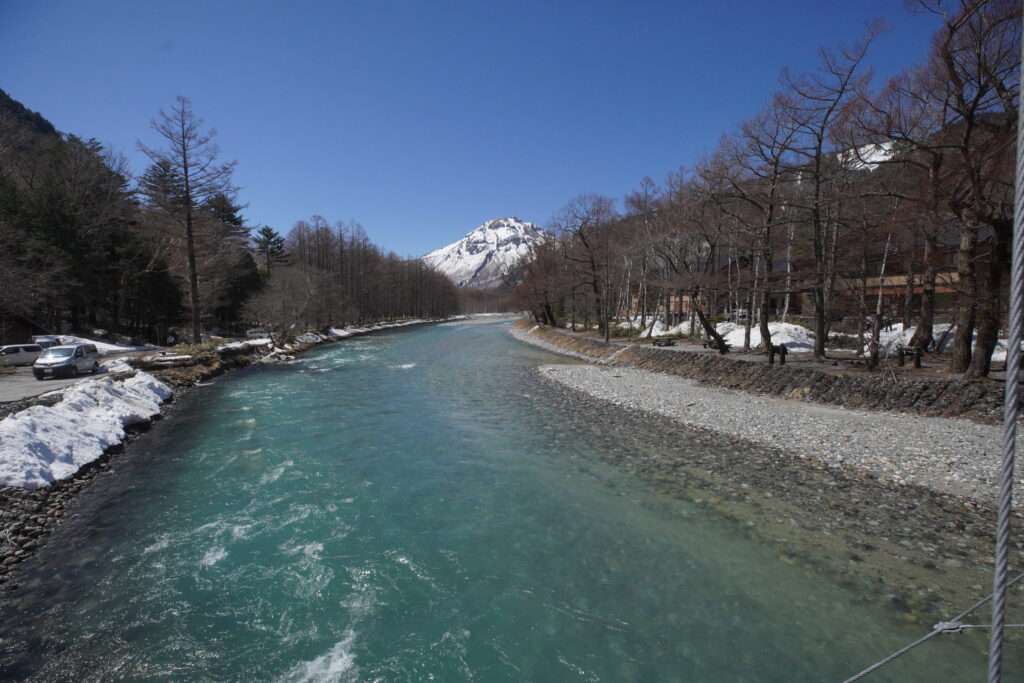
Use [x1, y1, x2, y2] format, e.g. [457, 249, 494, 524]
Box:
[512, 321, 1024, 617]
[539, 364, 1015, 507]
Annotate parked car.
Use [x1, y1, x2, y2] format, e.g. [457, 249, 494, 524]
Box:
[32, 344, 99, 379]
[0, 344, 43, 366]
[31, 335, 61, 349]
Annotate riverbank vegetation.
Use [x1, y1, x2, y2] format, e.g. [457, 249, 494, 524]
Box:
[515, 0, 1019, 378]
[0, 93, 459, 347]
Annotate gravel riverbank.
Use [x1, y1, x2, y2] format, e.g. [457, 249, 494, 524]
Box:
[509, 322, 1015, 506]
[539, 364, 1014, 507]
[510, 325, 1024, 616]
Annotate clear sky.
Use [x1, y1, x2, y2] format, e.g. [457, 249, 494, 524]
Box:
[1, 1, 940, 256]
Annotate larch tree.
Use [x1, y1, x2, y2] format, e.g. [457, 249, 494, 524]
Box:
[778, 23, 881, 358]
[921, 0, 1019, 377]
[139, 96, 237, 343]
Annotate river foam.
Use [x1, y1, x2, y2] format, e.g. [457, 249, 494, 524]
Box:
[280, 629, 358, 683]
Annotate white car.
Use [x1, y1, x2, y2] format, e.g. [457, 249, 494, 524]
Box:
[0, 344, 43, 366]
[32, 344, 100, 379]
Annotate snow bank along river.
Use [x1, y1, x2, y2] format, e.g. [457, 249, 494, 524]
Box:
[0, 372, 172, 488]
[0, 320, 1012, 680]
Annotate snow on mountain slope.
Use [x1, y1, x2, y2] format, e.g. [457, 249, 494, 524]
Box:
[423, 217, 548, 288]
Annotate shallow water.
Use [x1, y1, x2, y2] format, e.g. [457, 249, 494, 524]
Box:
[0, 319, 1002, 681]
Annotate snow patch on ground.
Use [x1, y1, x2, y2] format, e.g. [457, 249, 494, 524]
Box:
[615, 316, 692, 338]
[58, 335, 150, 356]
[715, 322, 815, 352]
[870, 323, 1002, 358]
[100, 358, 135, 373]
[650, 320, 693, 337]
[0, 372, 172, 488]
[873, 323, 953, 356]
[295, 332, 327, 345]
[216, 338, 272, 353]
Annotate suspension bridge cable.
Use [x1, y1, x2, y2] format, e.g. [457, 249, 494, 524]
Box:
[842, 572, 1024, 682]
[988, 10, 1024, 680]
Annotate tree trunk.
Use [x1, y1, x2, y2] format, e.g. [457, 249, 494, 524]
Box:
[951, 225, 978, 373]
[543, 300, 559, 329]
[868, 314, 883, 370]
[968, 229, 1008, 378]
[857, 245, 868, 357]
[868, 233, 892, 370]
[744, 251, 760, 351]
[813, 287, 827, 358]
[759, 255, 772, 355]
[782, 223, 794, 323]
[823, 214, 840, 342]
[901, 258, 914, 331]
[571, 290, 577, 331]
[910, 233, 938, 350]
[696, 305, 728, 351]
[639, 256, 647, 330]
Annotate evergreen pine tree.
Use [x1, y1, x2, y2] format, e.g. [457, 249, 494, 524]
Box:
[252, 225, 287, 275]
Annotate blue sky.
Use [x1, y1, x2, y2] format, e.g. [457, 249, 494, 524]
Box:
[1, 1, 940, 256]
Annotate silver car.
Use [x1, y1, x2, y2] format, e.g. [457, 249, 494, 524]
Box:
[32, 344, 100, 380]
[0, 344, 43, 366]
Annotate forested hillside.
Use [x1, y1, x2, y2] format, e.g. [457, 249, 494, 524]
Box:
[0, 91, 459, 345]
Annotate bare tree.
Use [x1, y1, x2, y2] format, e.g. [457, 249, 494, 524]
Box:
[704, 98, 798, 352]
[922, 0, 1019, 377]
[139, 96, 237, 343]
[552, 195, 619, 341]
[779, 23, 882, 358]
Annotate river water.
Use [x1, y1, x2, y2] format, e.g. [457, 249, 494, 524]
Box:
[0, 319, 998, 681]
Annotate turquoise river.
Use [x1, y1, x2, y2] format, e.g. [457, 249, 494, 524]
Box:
[0, 319, 1003, 680]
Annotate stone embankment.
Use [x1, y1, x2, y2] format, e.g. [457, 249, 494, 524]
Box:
[512, 321, 1010, 423]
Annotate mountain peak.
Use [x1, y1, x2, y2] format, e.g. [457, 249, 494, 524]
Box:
[424, 217, 548, 289]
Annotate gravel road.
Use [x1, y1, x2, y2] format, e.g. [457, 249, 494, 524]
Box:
[539, 363, 1016, 505]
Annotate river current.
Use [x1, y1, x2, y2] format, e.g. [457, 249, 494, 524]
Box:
[0, 319, 996, 680]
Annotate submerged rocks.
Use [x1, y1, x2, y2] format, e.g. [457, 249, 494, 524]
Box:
[534, 374, 1013, 618]
[539, 364, 1013, 506]
[0, 445, 127, 582]
[513, 323, 1022, 616]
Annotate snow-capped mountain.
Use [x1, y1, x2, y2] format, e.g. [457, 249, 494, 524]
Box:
[423, 217, 548, 289]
